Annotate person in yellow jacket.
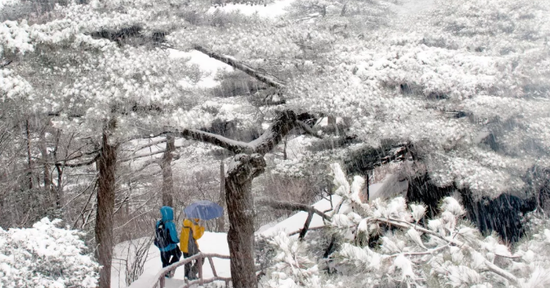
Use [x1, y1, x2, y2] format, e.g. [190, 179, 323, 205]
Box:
[180, 218, 205, 280]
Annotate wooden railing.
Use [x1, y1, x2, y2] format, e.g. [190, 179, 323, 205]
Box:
[153, 253, 231, 288]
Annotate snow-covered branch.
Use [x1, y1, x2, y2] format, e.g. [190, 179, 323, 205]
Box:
[192, 45, 286, 89]
[177, 129, 252, 154]
[249, 110, 300, 155]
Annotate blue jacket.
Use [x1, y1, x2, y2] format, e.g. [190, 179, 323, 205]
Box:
[156, 206, 179, 252]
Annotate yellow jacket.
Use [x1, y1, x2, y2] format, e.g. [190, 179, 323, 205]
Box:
[180, 219, 205, 253]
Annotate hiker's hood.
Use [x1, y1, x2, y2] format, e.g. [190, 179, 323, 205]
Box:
[160, 206, 174, 222]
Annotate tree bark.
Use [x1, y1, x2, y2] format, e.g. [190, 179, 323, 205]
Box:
[217, 159, 226, 232]
[298, 211, 314, 240]
[95, 127, 118, 288]
[52, 130, 64, 210]
[25, 119, 33, 190]
[38, 124, 52, 201]
[225, 154, 266, 288]
[160, 134, 175, 207]
[283, 135, 288, 160]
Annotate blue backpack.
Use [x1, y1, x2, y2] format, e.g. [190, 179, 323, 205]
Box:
[154, 221, 170, 248]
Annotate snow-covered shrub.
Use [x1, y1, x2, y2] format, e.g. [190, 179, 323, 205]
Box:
[0, 218, 98, 288]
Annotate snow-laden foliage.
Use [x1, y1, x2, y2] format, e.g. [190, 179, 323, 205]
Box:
[2, 0, 545, 202]
[260, 164, 550, 287]
[0, 68, 32, 100]
[0, 218, 98, 288]
[46, 45, 213, 140]
[0, 19, 32, 55]
[260, 232, 327, 288]
[1, 2, 223, 144]
[0, 0, 20, 11]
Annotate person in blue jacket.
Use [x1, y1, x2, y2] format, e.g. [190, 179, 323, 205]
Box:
[154, 206, 182, 276]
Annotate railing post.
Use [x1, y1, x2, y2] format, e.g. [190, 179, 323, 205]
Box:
[208, 256, 218, 277]
[198, 255, 204, 285]
[159, 275, 165, 288]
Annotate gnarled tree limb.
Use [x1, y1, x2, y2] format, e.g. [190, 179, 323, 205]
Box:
[250, 110, 299, 154]
[178, 129, 252, 154]
[158, 110, 304, 156]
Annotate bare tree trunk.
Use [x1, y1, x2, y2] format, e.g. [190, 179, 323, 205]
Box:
[52, 130, 64, 209]
[225, 154, 266, 288]
[38, 124, 52, 195]
[217, 159, 225, 232]
[160, 134, 175, 207]
[95, 127, 118, 288]
[25, 119, 33, 189]
[299, 211, 314, 240]
[283, 135, 287, 160]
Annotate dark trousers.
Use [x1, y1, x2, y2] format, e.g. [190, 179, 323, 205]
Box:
[161, 248, 182, 268]
[183, 251, 203, 279]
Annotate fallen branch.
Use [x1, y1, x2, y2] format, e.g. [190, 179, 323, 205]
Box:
[256, 198, 331, 221]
